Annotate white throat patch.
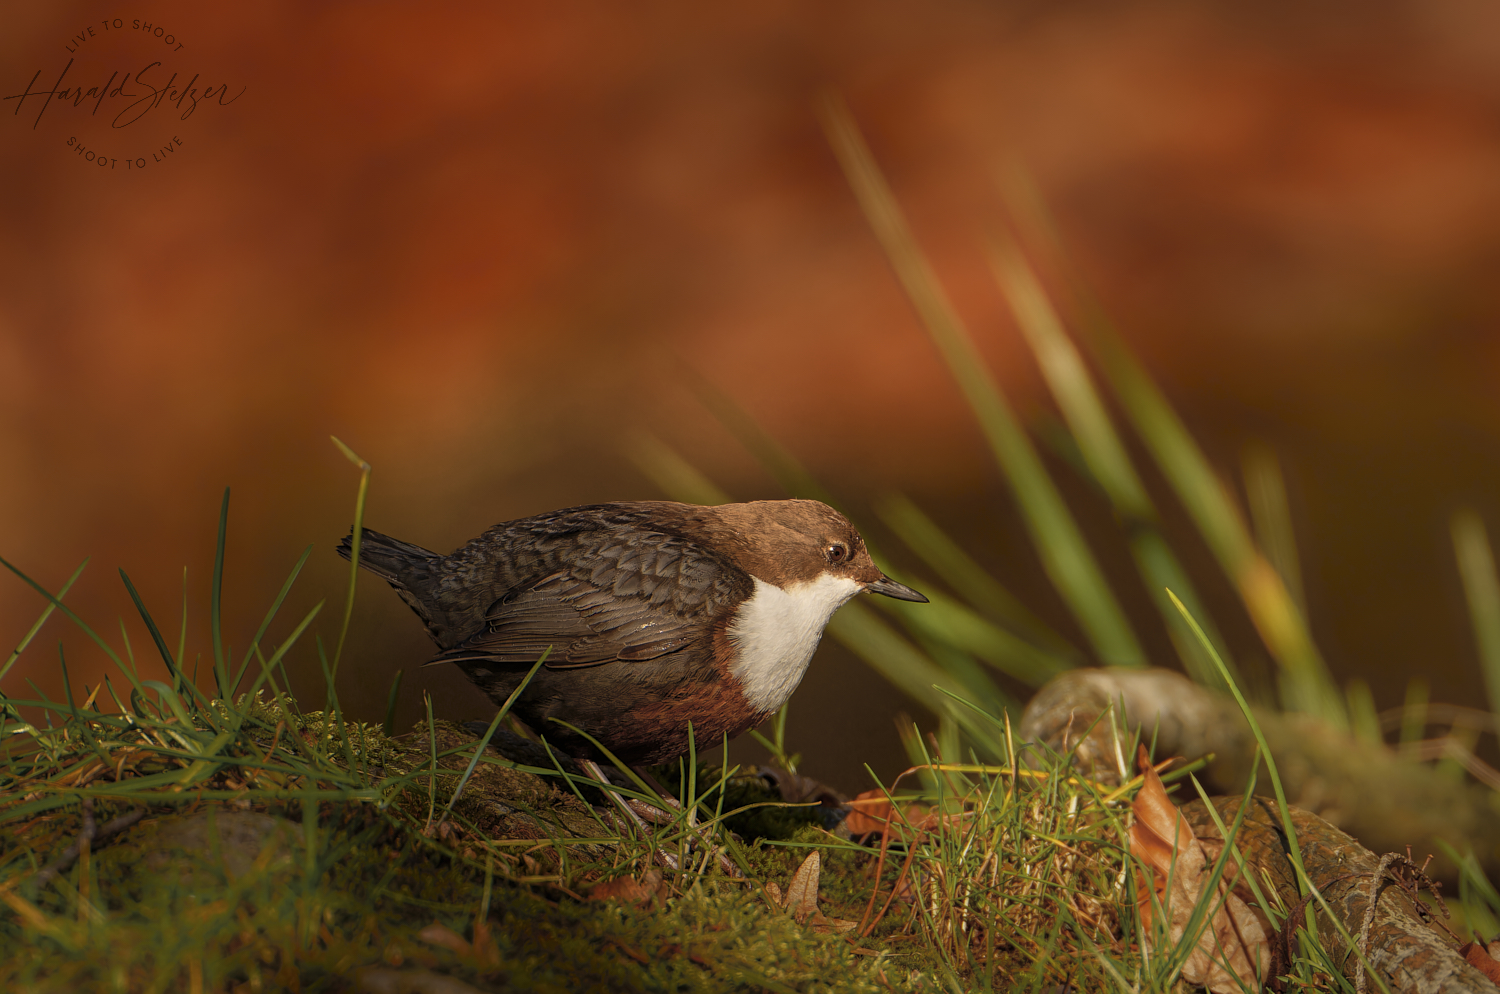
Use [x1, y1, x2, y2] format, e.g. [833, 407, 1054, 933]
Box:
[726, 574, 862, 712]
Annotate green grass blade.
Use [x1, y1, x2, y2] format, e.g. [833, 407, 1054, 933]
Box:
[0, 555, 150, 702]
[819, 94, 1144, 669]
[1243, 443, 1306, 618]
[140, 678, 195, 728]
[988, 238, 1147, 515]
[423, 691, 439, 828]
[330, 436, 371, 684]
[1092, 325, 1339, 720]
[883, 592, 1069, 687]
[119, 568, 185, 695]
[1130, 532, 1238, 690]
[177, 566, 189, 682]
[685, 375, 839, 506]
[231, 545, 314, 697]
[996, 164, 1341, 721]
[56, 642, 76, 710]
[237, 600, 325, 721]
[383, 667, 404, 738]
[1452, 509, 1500, 723]
[874, 494, 1078, 659]
[210, 487, 230, 699]
[0, 558, 86, 687]
[626, 433, 732, 506]
[1166, 588, 1309, 892]
[439, 648, 550, 824]
[987, 239, 1237, 688]
[826, 601, 1001, 748]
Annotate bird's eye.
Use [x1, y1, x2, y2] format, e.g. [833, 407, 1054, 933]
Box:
[825, 543, 849, 565]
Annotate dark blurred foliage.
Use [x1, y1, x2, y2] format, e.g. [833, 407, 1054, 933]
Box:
[4, 0, 1500, 788]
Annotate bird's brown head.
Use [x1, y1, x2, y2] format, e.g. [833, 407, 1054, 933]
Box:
[704, 499, 928, 602]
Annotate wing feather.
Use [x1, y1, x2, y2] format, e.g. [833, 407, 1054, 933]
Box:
[429, 529, 746, 670]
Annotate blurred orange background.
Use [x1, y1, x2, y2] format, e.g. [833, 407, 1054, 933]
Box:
[5, 1, 1500, 788]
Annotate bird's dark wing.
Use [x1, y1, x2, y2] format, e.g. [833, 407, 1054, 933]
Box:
[429, 530, 746, 670]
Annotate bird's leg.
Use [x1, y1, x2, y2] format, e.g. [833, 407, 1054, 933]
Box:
[630, 765, 743, 879]
[579, 759, 679, 871]
[632, 765, 694, 827]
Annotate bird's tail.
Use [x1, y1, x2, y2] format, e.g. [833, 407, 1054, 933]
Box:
[335, 527, 441, 588]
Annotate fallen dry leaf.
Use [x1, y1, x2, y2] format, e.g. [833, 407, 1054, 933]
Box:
[844, 791, 910, 838]
[771, 850, 857, 931]
[587, 869, 662, 906]
[470, 920, 499, 968]
[808, 910, 859, 934]
[1460, 941, 1500, 984]
[843, 789, 970, 841]
[1131, 745, 1270, 994]
[785, 850, 822, 924]
[416, 922, 472, 957]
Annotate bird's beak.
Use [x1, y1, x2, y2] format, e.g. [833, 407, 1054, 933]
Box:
[865, 575, 929, 603]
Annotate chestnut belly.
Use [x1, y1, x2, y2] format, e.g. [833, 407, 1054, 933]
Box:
[459, 653, 767, 767]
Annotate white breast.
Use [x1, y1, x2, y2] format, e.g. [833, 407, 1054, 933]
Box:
[726, 574, 862, 712]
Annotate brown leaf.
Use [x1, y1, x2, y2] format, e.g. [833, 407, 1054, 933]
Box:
[808, 910, 859, 934]
[471, 920, 500, 968]
[844, 791, 897, 838]
[416, 922, 472, 956]
[785, 850, 822, 923]
[1130, 745, 1271, 994]
[843, 789, 945, 841]
[1461, 941, 1500, 984]
[588, 869, 662, 905]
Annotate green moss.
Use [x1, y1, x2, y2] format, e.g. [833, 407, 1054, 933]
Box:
[0, 705, 949, 993]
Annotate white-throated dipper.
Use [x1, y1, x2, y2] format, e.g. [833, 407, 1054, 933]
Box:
[337, 500, 927, 765]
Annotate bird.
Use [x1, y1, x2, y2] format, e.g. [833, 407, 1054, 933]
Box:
[336, 499, 927, 766]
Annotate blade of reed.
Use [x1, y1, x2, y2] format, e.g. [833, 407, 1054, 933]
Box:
[177, 567, 188, 679]
[210, 488, 231, 700]
[626, 432, 733, 506]
[383, 667, 404, 738]
[439, 648, 550, 825]
[230, 545, 314, 697]
[1084, 324, 1338, 721]
[827, 603, 999, 750]
[1166, 589, 1310, 895]
[819, 93, 1144, 669]
[988, 236, 1235, 688]
[1242, 443, 1306, 618]
[0, 556, 152, 703]
[874, 493, 1079, 661]
[997, 163, 1341, 723]
[1451, 509, 1500, 723]
[0, 559, 86, 687]
[894, 592, 1069, 687]
[684, 373, 839, 507]
[1345, 678, 1382, 746]
[119, 569, 189, 703]
[330, 436, 370, 683]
